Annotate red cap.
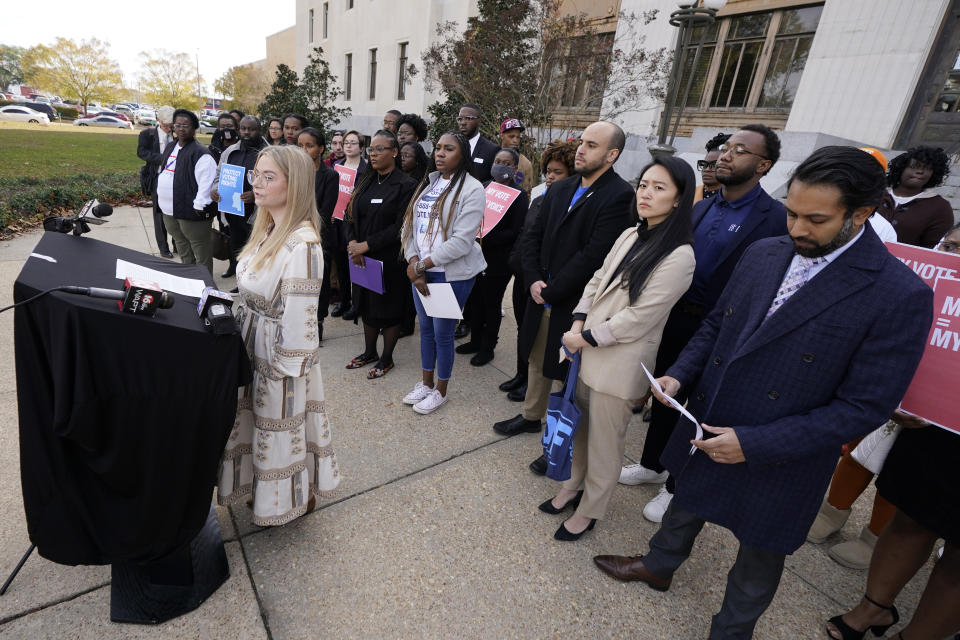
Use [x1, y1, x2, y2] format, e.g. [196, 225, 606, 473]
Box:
[500, 118, 524, 133]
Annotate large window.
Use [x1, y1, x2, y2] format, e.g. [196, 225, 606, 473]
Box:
[555, 32, 614, 110]
[935, 51, 960, 113]
[680, 5, 823, 113]
[397, 42, 409, 100]
[323, 3, 329, 40]
[308, 9, 314, 43]
[345, 53, 352, 100]
[369, 48, 377, 100]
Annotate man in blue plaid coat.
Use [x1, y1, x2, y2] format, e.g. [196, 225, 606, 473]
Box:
[593, 146, 933, 639]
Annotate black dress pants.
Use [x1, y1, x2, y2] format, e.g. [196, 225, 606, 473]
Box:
[466, 270, 513, 352]
[510, 275, 530, 374]
[643, 501, 785, 640]
[152, 197, 170, 254]
[640, 305, 705, 490]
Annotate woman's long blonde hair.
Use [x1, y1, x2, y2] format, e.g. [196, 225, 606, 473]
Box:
[240, 145, 321, 271]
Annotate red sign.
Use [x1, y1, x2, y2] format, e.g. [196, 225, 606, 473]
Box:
[332, 165, 357, 221]
[885, 241, 959, 287]
[478, 183, 520, 238]
[887, 242, 960, 434]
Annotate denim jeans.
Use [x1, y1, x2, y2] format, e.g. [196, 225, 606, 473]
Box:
[411, 271, 475, 380]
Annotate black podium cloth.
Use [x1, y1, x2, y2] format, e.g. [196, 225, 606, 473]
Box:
[13, 232, 251, 566]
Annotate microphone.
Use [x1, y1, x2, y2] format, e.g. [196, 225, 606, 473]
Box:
[197, 286, 238, 334]
[43, 199, 113, 236]
[61, 278, 174, 316]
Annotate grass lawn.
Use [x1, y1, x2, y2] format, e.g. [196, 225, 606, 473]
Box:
[0, 122, 212, 179]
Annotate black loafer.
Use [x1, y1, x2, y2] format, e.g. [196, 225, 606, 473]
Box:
[455, 342, 480, 355]
[529, 455, 547, 475]
[507, 384, 527, 402]
[160, 250, 174, 259]
[499, 374, 526, 392]
[470, 351, 494, 366]
[454, 322, 470, 339]
[221, 264, 236, 278]
[342, 306, 359, 321]
[493, 414, 541, 436]
[330, 303, 344, 317]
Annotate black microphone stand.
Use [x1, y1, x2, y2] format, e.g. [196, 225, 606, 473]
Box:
[0, 545, 35, 595]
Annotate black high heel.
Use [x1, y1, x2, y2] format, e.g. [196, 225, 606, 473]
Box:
[554, 518, 596, 541]
[538, 490, 583, 515]
[825, 594, 899, 640]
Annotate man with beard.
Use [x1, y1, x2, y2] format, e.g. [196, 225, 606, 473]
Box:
[457, 103, 498, 183]
[617, 125, 788, 518]
[492, 121, 634, 450]
[211, 115, 267, 277]
[593, 146, 932, 640]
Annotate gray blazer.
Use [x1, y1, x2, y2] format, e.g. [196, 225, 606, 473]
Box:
[403, 170, 487, 281]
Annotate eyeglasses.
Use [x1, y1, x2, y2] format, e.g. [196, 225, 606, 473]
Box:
[343, 141, 360, 147]
[697, 160, 717, 171]
[246, 170, 277, 186]
[717, 143, 768, 160]
[172, 123, 194, 130]
[368, 145, 395, 154]
[455, 116, 479, 122]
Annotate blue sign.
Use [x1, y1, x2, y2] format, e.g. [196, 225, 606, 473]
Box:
[217, 163, 245, 216]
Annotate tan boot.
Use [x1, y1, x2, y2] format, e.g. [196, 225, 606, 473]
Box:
[806, 498, 851, 543]
[828, 526, 878, 569]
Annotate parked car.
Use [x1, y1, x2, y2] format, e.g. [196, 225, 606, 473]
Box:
[135, 109, 158, 125]
[0, 105, 50, 124]
[92, 109, 130, 121]
[73, 114, 133, 129]
[23, 102, 60, 121]
[114, 105, 135, 118]
[198, 120, 217, 134]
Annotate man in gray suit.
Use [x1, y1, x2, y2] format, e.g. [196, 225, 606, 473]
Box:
[593, 147, 933, 639]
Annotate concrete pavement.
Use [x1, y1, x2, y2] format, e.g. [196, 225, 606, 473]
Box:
[0, 207, 935, 639]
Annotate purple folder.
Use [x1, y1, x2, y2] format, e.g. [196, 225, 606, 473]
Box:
[348, 256, 385, 294]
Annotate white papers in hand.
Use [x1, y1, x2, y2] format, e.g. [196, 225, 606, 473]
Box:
[642, 363, 703, 454]
[115, 259, 207, 298]
[415, 283, 463, 320]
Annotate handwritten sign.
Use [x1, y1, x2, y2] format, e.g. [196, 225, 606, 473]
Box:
[332, 165, 358, 221]
[478, 183, 521, 238]
[217, 163, 245, 216]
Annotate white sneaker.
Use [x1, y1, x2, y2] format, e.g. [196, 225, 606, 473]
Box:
[618, 463, 669, 486]
[403, 381, 434, 405]
[643, 486, 673, 523]
[413, 389, 448, 415]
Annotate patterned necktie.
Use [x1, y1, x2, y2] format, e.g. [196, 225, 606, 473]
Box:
[765, 256, 826, 319]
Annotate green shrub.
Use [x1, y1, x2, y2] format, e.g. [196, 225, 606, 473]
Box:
[0, 172, 142, 236]
[54, 105, 80, 120]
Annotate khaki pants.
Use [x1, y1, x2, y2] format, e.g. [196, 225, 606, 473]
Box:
[561, 379, 634, 520]
[164, 215, 214, 277]
[521, 309, 561, 421]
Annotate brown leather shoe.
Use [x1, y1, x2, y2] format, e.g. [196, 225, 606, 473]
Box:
[592, 554, 672, 591]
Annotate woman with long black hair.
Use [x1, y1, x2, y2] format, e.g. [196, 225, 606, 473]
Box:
[399, 141, 429, 185]
[400, 131, 486, 414]
[343, 130, 416, 378]
[540, 155, 697, 541]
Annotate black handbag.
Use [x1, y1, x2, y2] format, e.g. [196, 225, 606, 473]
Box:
[210, 228, 231, 261]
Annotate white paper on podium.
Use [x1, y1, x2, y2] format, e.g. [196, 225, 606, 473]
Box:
[415, 283, 463, 320]
[642, 363, 703, 454]
[115, 259, 207, 298]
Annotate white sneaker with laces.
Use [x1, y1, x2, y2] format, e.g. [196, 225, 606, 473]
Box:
[643, 486, 673, 523]
[413, 389, 448, 415]
[403, 381, 434, 405]
[618, 463, 669, 486]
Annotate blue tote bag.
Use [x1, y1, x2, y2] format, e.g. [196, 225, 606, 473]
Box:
[541, 352, 581, 481]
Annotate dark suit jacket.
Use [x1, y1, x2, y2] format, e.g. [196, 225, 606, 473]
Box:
[688, 188, 788, 312]
[136, 126, 164, 196]
[518, 168, 635, 379]
[661, 224, 932, 554]
[469, 135, 498, 184]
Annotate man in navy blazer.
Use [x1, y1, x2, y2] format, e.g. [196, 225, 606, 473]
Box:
[621, 125, 788, 524]
[594, 147, 933, 639]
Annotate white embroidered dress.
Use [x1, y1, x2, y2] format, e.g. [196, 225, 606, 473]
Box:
[217, 223, 340, 526]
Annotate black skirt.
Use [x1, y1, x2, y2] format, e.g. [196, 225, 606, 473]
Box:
[876, 425, 960, 545]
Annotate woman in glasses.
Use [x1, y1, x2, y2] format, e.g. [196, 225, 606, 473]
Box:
[266, 118, 284, 146]
[343, 130, 417, 378]
[217, 145, 339, 526]
[695, 132, 729, 203]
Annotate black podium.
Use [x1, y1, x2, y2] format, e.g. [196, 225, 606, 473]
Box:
[12, 232, 251, 623]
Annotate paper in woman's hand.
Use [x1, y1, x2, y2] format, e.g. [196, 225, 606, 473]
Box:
[415, 283, 463, 319]
[642, 363, 702, 454]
